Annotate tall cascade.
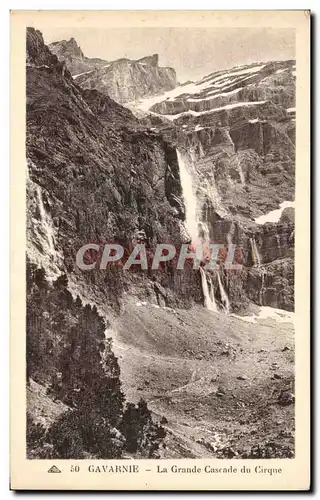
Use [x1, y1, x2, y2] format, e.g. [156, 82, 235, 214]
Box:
[217, 270, 230, 314]
[259, 269, 266, 306]
[176, 149, 199, 244]
[200, 267, 217, 312]
[27, 181, 62, 282]
[36, 185, 56, 255]
[177, 148, 225, 313]
[250, 237, 261, 267]
[236, 157, 245, 185]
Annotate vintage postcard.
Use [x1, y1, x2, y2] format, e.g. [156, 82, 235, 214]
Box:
[10, 10, 310, 490]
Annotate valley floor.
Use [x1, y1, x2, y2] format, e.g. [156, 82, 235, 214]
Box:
[111, 300, 295, 459]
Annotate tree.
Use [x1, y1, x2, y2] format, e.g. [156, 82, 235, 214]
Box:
[26, 262, 165, 459]
[121, 399, 166, 457]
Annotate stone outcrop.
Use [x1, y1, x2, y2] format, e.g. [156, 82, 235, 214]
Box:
[73, 57, 176, 104]
[27, 28, 59, 67]
[49, 38, 177, 103]
[195, 216, 295, 312]
[247, 258, 294, 311]
[49, 37, 107, 75]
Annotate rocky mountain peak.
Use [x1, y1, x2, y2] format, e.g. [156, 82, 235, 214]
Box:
[49, 37, 85, 61]
[136, 53, 159, 67]
[48, 37, 176, 103]
[71, 48, 176, 103]
[26, 27, 58, 67]
[68, 37, 78, 45]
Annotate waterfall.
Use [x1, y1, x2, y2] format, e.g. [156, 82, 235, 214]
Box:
[227, 221, 235, 247]
[176, 149, 199, 244]
[177, 148, 232, 315]
[200, 267, 217, 312]
[250, 237, 261, 267]
[198, 220, 210, 242]
[236, 157, 245, 185]
[230, 154, 246, 186]
[27, 180, 62, 281]
[208, 276, 216, 308]
[217, 270, 230, 314]
[36, 186, 55, 255]
[259, 269, 266, 306]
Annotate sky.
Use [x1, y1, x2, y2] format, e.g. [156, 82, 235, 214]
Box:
[41, 27, 295, 82]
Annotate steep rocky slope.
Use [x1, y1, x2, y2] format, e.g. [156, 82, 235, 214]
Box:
[26, 261, 166, 459]
[49, 38, 177, 103]
[132, 59, 295, 218]
[26, 28, 295, 458]
[27, 29, 203, 311]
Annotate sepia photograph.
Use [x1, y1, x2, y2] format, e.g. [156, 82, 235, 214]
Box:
[26, 22, 297, 461]
[10, 10, 310, 491]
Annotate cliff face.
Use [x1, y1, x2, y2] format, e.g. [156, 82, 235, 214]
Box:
[73, 58, 177, 104]
[27, 28, 174, 459]
[27, 28, 201, 313]
[49, 38, 177, 103]
[129, 59, 295, 312]
[150, 61, 295, 116]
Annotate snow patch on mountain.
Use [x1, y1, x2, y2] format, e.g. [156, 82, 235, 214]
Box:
[255, 201, 295, 225]
[163, 100, 267, 121]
